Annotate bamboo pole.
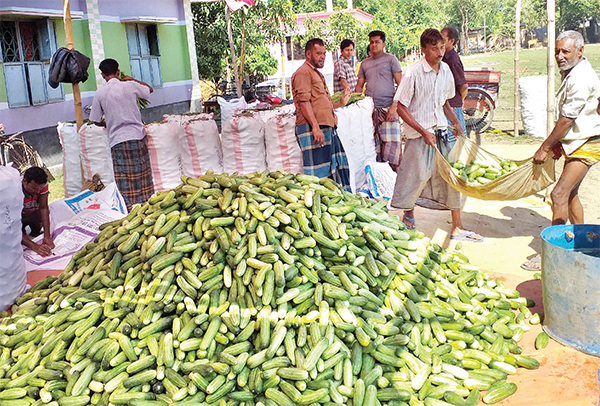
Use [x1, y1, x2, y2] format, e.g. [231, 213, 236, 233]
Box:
[547, 0, 556, 135]
[63, 0, 84, 132]
[514, 0, 521, 137]
[225, 5, 242, 97]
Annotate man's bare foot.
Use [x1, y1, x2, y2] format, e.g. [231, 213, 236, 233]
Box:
[451, 228, 484, 242]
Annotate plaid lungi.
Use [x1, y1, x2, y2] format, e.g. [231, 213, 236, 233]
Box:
[296, 124, 351, 192]
[111, 138, 155, 211]
[373, 107, 403, 171]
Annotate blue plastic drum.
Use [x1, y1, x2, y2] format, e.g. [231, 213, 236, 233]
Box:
[541, 224, 600, 356]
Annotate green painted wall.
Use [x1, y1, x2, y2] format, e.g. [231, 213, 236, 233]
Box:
[101, 22, 133, 76]
[158, 24, 191, 83]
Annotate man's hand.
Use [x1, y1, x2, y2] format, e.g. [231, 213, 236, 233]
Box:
[43, 235, 55, 250]
[386, 103, 398, 122]
[423, 131, 436, 147]
[121, 75, 134, 81]
[452, 123, 464, 137]
[533, 146, 549, 164]
[313, 126, 325, 147]
[341, 89, 351, 106]
[34, 243, 53, 257]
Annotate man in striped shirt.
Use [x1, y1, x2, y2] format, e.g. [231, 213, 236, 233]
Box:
[390, 29, 483, 242]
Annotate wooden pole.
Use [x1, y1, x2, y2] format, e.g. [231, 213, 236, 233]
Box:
[547, 0, 556, 136]
[63, 0, 84, 131]
[225, 5, 242, 97]
[514, 0, 521, 137]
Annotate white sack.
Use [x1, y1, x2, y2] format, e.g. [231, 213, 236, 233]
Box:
[79, 123, 115, 184]
[221, 113, 267, 174]
[519, 75, 548, 138]
[181, 118, 224, 176]
[218, 96, 247, 125]
[57, 122, 82, 197]
[145, 121, 183, 191]
[261, 110, 303, 174]
[365, 161, 397, 200]
[24, 187, 126, 273]
[163, 112, 214, 127]
[0, 166, 26, 311]
[335, 97, 376, 192]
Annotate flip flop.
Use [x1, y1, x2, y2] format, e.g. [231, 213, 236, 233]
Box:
[521, 254, 542, 271]
[451, 230, 484, 243]
[402, 215, 416, 230]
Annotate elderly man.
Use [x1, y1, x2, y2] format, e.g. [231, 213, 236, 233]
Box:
[292, 38, 352, 191]
[333, 39, 357, 93]
[355, 31, 403, 168]
[441, 26, 468, 147]
[390, 29, 483, 242]
[523, 30, 600, 270]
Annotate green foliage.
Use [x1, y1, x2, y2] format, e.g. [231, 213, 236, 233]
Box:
[192, 3, 228, 84]
[557, 0, 600, 31]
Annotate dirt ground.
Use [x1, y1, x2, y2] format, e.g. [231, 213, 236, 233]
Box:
[390, 137, 600, 276]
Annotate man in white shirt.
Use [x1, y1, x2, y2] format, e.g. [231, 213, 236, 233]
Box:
[390, 29, 483, 242]
[90, 58, 155, 210]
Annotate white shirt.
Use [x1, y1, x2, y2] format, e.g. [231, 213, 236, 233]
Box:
[556, 58, 600, 155]
[393, 58, 455, 139]
[89, 78, 151, 148]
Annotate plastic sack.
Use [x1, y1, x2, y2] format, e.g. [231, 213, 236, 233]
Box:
[0, 166, 26, 311]
[519, 75, 548, 138]
[57, 122, 82, 197]
[365, 161, 397, 200]
[145, 121, 184, 191]
[23, 186, 127, 273]
[221, 113, 267, 174]
[261, 110, 303, 174]
[163, 112, 214, 127]
[181, 118, 224, 176]
[79, 123, 115, 184]
[335, 97, 377, 192]
[218, 96, 247, 125]
[435, 136, 555, 200]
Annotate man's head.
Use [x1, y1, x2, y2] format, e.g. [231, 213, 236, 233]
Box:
[555, 30, 584, 72]
[421, 29, 445, 66]
[441, 26, 459, 53]
[22, 167, 48, 196]
[368, 30, 386, 57]
[99, 58, 120, 81]
[305, 38, 326, 69]
[340, 39, 355, 60]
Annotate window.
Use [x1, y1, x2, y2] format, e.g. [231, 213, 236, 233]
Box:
[126, 24, 162, 88]
[286, 36, 304, 61]
[0, 19, 63, 108]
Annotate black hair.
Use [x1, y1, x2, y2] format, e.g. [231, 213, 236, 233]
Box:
[99, 58, 119, 76]
[305, 38, 325, 55]
[368, 30, 386, 43]
[23, 167, 48, 185]
[420, 28, 443, 49]
[442, 26, 460, 43]
[340, 39, 355, 51]
[366, 45, 371, 55]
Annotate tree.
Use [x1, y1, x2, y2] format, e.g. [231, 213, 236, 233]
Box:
[557, 0, 600, 33]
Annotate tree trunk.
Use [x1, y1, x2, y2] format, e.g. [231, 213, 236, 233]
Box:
[239, 13, 246, 83]
[461, 8, 469, 53]
[225, 5, 242, 97]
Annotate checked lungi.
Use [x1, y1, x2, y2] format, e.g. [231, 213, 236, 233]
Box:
[373, 107, 403, 171]
[111, 137, 155, 211]
[296, 124, 351, 192]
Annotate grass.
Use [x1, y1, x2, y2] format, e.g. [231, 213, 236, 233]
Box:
[460, 44, 600, 134]
[48, 174, 64, 203]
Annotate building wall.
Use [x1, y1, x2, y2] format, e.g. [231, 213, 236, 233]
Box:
[0, 0, 192, 135]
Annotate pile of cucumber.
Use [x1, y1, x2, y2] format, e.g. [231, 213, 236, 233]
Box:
[450, 160, 518, 185]
[0, 171, 543, 406]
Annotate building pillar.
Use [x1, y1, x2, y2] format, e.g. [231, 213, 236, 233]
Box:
[183, 0, 203, 113]
[85, 0, 105, 88]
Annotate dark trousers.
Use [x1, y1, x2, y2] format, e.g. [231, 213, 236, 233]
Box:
[22, 210, 43, 237]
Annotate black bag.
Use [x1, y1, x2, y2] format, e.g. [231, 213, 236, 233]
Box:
[48, 48, 90, 88]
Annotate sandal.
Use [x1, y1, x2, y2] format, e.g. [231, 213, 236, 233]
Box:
[521, 254, 542, 271]
[402, 214, 416, 230]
